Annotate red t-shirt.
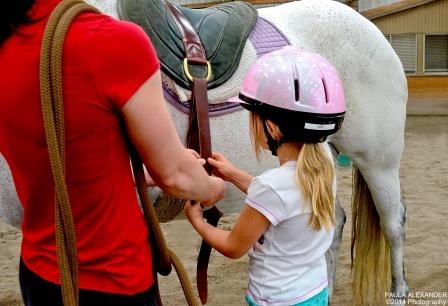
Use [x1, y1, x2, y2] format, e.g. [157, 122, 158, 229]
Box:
[0, 0, 160, 295]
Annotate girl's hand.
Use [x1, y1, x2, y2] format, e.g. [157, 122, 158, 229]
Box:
[208, 152, 253, 194]
[184, 200, 205, 227]
[207, 152, 238, 182]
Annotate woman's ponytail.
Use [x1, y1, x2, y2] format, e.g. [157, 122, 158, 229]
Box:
[0, 0, 35, 45]
[296, 142, 335, 231]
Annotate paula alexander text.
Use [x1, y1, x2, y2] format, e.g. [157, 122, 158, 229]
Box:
[385, 292, 448, 305]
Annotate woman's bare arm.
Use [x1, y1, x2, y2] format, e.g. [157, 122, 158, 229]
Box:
[122, 70, 225, 206]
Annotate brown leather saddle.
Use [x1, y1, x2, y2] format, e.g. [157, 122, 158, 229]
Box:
[117, 0, 258, 304]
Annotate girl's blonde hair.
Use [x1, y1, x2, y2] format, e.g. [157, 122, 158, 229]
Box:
[250, 112, 335, 231]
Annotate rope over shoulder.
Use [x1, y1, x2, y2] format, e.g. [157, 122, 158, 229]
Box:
[40, 2, 100, 305]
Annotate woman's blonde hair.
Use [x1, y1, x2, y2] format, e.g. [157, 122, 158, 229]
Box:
[250, 112, 335, 231]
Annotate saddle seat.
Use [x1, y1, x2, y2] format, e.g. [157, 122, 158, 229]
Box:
[117, 0, 258, 90]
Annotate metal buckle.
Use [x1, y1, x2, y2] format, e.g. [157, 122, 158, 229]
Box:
[183, 58, 212, 82]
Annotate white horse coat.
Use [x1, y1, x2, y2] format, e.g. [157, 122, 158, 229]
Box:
[0, 0, 408, 304]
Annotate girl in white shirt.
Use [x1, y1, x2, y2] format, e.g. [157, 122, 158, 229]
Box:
[184, 46, 346, 306]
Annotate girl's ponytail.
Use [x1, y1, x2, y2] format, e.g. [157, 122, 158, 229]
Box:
[296, 142, 335, 231]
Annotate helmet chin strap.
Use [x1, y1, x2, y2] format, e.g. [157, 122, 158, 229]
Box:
[263, 121, 286, 156]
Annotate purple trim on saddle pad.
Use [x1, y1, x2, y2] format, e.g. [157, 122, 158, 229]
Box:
[162, 17, 290, 117]
[249, 17, 290, 58]
[163, 80, 244, 115]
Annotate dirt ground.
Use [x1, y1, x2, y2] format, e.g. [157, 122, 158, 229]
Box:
[0, 115, 447, 306]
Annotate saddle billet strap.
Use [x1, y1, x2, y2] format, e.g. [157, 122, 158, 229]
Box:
[165, 1, 207, 66]
[197, 206, 223, 302]
[187, 78, 212, 171]
[187, 80, 222, 304]
[187, 79, 223, 304]
[164, 2, 223, 304]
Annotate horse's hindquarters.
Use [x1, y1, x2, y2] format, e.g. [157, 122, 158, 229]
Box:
[259, 0, 407, 159]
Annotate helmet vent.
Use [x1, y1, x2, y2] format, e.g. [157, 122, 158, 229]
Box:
[294, 79, 300, 101]
[322, 78, 329, 103]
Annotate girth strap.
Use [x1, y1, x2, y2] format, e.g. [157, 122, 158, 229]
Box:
[185, 77, 224, 304]
[186, 78, 212, 169]
[196, 206, 223, 304]
[166, 2, 224, 304]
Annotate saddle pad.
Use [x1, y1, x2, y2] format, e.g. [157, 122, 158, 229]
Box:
[117, 0, 258, 89]
[163, 17, 291, 117]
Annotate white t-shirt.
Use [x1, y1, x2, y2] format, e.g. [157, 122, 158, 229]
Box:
[245, 161, 335, 306]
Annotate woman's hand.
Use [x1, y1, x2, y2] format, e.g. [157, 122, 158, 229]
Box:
[122, 71, 226, 204]
[188, 149, 225, 207]
[186, 148, 206, 166]
[139, 149, 205, 187]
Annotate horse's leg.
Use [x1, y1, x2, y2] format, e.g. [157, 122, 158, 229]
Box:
[325, 196, 346, 304]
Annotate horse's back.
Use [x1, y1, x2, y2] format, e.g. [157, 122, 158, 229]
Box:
[260, 0, 407, 160]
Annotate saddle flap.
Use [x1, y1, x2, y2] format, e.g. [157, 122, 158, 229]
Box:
[117, 0, 258, 89]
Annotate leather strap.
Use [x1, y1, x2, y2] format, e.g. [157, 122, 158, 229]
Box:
[165, 2, 223, 304]
[165, 1, 207, 65]
[196, 206, 223, 303]
[187, 78, 212, 173]
[190, 83, 219, 305]
[186, 67, 222, 306]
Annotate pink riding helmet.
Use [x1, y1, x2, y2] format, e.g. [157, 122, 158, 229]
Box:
[230, 46, 346, 143]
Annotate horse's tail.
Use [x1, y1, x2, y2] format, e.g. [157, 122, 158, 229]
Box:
[351, 166, 390, 306]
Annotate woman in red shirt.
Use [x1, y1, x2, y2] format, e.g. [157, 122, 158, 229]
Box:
[0, 1, 226, 305]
